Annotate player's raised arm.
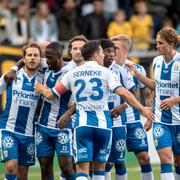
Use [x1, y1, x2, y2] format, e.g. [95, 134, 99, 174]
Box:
[125, 63, 155, 90]
[115, 86, 155, 122]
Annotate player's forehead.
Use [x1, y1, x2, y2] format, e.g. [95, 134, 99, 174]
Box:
[26, 47, 40, 55]
[156, 34, 166, 43]
[71, 40, 86, 49]
[113, 40, 123, 48]
[103, 47, 115, 52]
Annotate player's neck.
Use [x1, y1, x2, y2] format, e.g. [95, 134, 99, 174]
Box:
[24, 67, 37, 78]
[164, 50, 176, 64]
[75, 60, 84, 67]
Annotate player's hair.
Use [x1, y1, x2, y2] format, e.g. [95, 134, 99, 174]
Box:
[22, 42, 42, 57]
[81, 40, 101, 61]
[111, 34, 131, 50]
[68, 35, 88, 58]
[100, 38, 115, 50]
[157, 27, 180, 48]
[46, 41, 63, 55]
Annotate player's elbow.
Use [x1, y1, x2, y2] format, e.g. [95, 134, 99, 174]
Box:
[115, 86, 130, 98]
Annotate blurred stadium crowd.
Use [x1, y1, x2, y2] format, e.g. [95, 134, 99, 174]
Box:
[0, 0, 180, 51]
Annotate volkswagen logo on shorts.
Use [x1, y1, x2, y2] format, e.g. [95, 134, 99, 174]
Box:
[58, 132, 69, 144]
[3, 136, 14, 148]
[115, 139, 126, 152]
[27, 143, 35, 155]
[135, 128, 146, 139]
[36, 131, 43, 145]
[153, 125, 164, 138]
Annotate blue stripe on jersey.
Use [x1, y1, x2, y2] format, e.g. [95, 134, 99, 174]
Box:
[132, 107, 140, 120]
[75, 109, 80, 127]
[39, 101, 51, 126]
[0, 82, 13, 129]
[108, 102, 114, 110]
[58, 90, 72, 128]
[104, 111, 112, 128]
[133, 77, 138, 90]
[22, 75, 35, 91]
[160, 95, 172, 124]
[86, 111, 98, 126]
[47, 71, 62, 88]
[160, 61, 173, 80]
[14, 106, 30, 133]
[153, 63, 156, 73]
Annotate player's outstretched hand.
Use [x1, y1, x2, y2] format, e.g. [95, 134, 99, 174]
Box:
[140, 106, 155, 122]
[160, 97, 177, 110]
[4, 69, 17, 85]
[125, 63, 138, 76]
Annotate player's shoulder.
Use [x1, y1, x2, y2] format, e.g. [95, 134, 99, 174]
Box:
[153, 55, 163, 65]
[174, 52, 180, 62]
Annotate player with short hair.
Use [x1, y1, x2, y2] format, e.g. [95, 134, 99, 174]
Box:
[0, 43, 43, 180]
[111, 34, 154, 180]
[35, 42, 76, 180]
[125, 27, 180, 180]
[100, 38, 131, 180]
[35, 40, 154, 180]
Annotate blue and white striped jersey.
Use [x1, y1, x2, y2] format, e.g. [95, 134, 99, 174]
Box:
[125, 60, 146, 90]
[38, 68, 72, 129]
[62, 60, 78, 128]
[108, 62, 135, 126]
[153, 53, 180, 125]
[52, 61, 122, 129]
[124, 60, 147, 123]
[0, 68, 43, 136]
[134, 64, 146, 89]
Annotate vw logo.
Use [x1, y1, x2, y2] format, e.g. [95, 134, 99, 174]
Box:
[135, 128, 146, 139]
[153, 125, 164, 138]
[57, 132, 69, 144]
[115, 139, 126, 152]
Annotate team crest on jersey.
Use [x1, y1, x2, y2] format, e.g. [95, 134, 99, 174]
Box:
[134, 128, 146, 139]
[27, 143, 35, 155]
[176, 133, 180, 143]
[57, 132, 69, 144]
[115, 139, 126, 152]
[26, 82, 33, 86]
[36, 131, 43, 145]
[3, 136, 14, 148]
[163, 69, 169, 74]
[153, 125, 164, 138]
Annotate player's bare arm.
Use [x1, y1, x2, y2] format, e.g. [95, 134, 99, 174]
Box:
[115, 86, 155, 122]
[125, 63, 155, 90]
[160, 96, 180, 110]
